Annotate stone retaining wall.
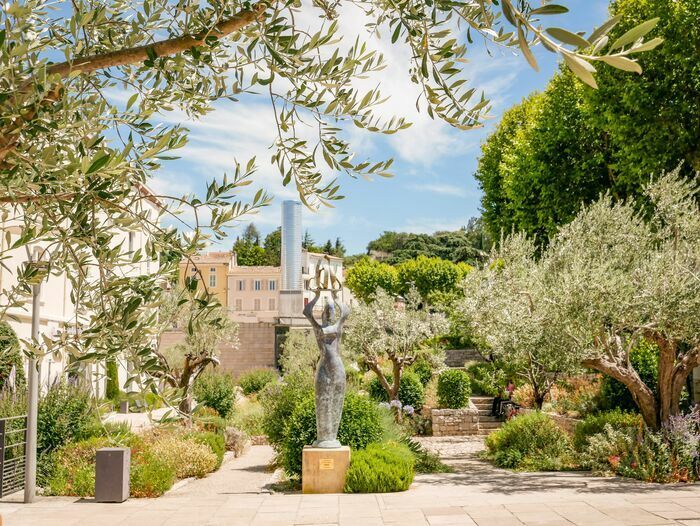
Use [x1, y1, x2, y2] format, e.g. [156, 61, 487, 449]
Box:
[431, 401, 480, 436]
[520, 408, 581, 433]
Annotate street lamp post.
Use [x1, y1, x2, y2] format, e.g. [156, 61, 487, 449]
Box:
[23, 247, 47, 504]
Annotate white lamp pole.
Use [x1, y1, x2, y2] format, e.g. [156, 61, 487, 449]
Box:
[23, 246, 46, 504]
[23, 279, 40, 503]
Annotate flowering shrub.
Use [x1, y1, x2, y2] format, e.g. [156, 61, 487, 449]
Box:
[146, 432, 218, 479]
[580, 407, 700, 483]
[581, 424, 635, 474]
[368, 372, 425, 410]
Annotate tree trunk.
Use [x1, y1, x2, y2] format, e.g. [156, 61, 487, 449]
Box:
[583, 357, 659, 429]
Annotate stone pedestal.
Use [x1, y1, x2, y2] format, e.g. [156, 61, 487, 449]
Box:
[95, 447, 130, 503]
[302, 446, 350, 494]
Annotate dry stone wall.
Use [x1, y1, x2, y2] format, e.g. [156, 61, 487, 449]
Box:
[431, 401, 480, 436]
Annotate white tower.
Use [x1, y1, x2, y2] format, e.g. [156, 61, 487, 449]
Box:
[281, 200, 302, 290]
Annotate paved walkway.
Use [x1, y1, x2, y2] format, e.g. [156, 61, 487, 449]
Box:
[2, 441, 700, 525]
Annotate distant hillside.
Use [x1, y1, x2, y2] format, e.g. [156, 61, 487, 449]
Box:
[361, 217, 492, 266]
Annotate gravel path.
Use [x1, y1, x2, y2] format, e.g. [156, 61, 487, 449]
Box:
[165, 445, 277, 497]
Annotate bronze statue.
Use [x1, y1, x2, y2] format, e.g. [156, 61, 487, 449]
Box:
[303, 259, 350, 448]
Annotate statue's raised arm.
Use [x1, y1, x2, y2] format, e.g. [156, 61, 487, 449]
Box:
[303, 289, 321, 328]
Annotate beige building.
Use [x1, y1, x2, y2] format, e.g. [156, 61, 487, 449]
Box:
[178, 251, 234, 308]
[227, 266, 281, 322]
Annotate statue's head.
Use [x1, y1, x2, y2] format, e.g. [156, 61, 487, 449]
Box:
[322, 302, 335, 325]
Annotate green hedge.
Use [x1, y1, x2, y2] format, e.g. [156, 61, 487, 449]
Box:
[194, 370, 237, 418]
[573, 410, 642, 451]
[281, 392, 383, 477]
[344, 441, 414, 493]
[105, 359, 120, 401]
[437, 369, 471, 409]
[368, 372, 425, 409]
[0, 322, 25, 391]
[260, 372, 313, 447]
[38, 382, 101, 454]
[238, 368, 278, 395]
[485, 411, 573, 471]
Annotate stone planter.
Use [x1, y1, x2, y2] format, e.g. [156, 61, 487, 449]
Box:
[431, 401, 480, 436]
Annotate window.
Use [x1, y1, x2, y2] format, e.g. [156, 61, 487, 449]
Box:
[269, 298, 276, 310]
[254, 299, 261, 311]
[237, 280, 245, 291]
[269, 280, 276, 291]
[128, 232, 135, 252]
[254, 280, 262, 291]
[209, 268, 217, 288]
[235, 299, 242, 310]
[304, 279, 310, 290]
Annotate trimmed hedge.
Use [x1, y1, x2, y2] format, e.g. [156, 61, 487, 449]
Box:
[105, 359, 120, 401]
[281, 392, 383, 477]
[436, 369, 471, 409]
[368, 372, 425, 409]
[344, 441, 415, 493]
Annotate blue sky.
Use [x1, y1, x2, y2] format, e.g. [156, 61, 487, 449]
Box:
[153, 1, 611, 255]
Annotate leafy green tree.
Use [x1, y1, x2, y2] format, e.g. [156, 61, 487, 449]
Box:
[0, 0, 660, 395]
[153, 288, 238, 414]
[334, 238, 346, 258]
[476, 0, 698, 240]
[345, 257, 399, 302]
[396, 255, 462, 298]
[233, 237, 267, 266]
[585, 0, 700, 188]
[476, 71, 610, 240]
[242, 224, 261, 245]
[323, 239, 333, 255]
[263, 228, 282, 266]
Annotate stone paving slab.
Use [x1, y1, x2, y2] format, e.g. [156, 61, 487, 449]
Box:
[3, 442, 700, 525]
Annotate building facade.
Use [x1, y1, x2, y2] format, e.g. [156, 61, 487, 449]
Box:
[0, 186, 161, 394]
[178, 251, 235, 308]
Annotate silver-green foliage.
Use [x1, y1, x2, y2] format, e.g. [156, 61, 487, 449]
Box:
[0, 0, 662, 391]
[462, 169, 700, 428]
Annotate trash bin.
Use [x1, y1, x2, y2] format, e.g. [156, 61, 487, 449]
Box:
[95, 447, 130, 503]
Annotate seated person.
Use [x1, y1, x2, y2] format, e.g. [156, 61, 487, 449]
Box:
[491, 389, 504, 416]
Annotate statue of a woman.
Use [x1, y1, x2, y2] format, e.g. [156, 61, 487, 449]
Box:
[303, 289, 350, 448]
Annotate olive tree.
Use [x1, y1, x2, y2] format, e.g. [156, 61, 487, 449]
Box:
[462, 169, 700, 428]
[150, 287, 238, 414]
[461, 235, 580, 408]
[344, 288, 448, 402]
[0, 0, 661, 391]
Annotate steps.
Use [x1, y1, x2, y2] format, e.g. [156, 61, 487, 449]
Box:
[444, 348, 487, 368]
[470, 396, 504, 436]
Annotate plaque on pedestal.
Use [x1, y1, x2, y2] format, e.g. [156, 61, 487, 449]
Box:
[302, 446, 351, 494]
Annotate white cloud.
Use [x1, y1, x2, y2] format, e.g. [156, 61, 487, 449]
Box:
[394, 217, 468, 234]
[407, 183, 471, 198]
